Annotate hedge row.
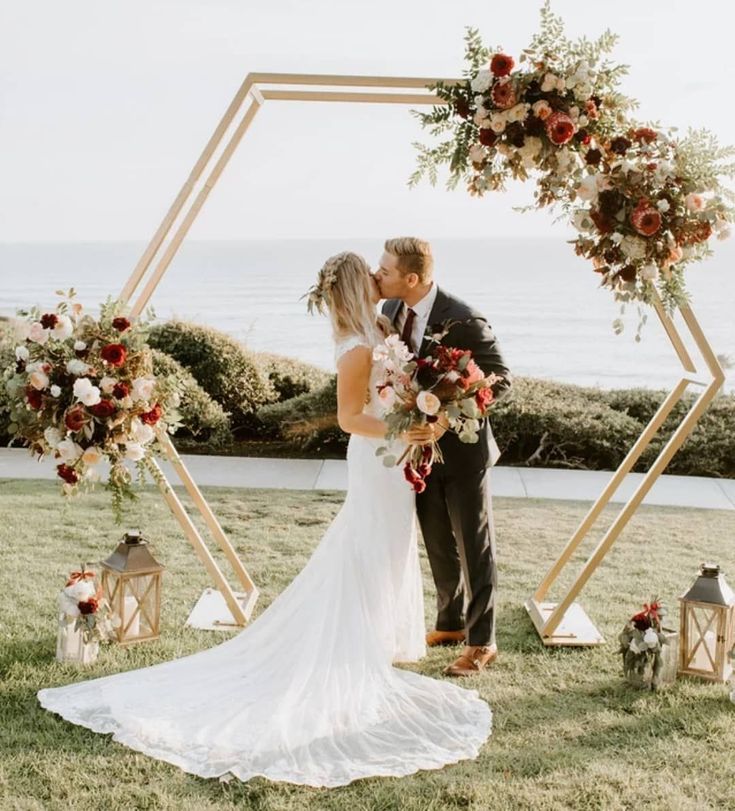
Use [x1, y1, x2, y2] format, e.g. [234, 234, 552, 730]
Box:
[256, 373, 735, 478]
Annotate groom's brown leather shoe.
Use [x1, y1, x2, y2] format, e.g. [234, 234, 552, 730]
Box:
[443, 644, 498, 677]
[426, 629, 465, 647]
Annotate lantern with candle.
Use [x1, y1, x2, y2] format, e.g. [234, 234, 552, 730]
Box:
[678, 563, 735, 683]
[100, 530, 165, 645]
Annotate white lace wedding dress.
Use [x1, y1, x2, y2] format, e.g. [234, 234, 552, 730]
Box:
[37, 336, 492, 787]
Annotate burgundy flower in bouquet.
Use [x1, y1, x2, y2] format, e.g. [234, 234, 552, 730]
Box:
[374, 322, 504, 493]
[100, 343, 128, 367]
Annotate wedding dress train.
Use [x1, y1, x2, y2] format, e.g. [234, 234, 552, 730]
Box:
[38, 336, 492, 787]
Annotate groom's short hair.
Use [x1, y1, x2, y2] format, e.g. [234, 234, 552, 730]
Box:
[384, 237, 433, 283]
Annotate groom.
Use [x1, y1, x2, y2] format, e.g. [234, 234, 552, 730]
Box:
[376, 237, 512, 677]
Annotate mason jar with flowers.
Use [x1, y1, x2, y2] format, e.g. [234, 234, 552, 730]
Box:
[3, 289, 183, 521]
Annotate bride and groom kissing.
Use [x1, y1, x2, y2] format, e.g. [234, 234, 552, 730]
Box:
[38, 236, 513, 788]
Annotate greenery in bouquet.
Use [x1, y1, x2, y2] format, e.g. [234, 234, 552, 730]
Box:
[58, 568, 117, 645]
[618, 597, 670, 690]
[374, 322, 503, 493]
[3, 289, 184, 522]
[411, 2, 735, 318]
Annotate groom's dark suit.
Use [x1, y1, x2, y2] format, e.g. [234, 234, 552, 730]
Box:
[382, 288, 512, 647]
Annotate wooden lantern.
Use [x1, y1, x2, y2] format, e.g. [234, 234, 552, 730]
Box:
[678, 563, 735, 682]
[101, 530, 164, 646]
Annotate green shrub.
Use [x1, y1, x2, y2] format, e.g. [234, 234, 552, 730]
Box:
[257, 352, 331, 402]
[257, 376, 346, 454]
[150, 349, 231, 447]
[148, 320, 273, 432]
[0, 319, 21, 444]
[491, 377, 643, 470]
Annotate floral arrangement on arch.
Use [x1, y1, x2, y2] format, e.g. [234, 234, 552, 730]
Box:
[3, 289, 183, 521]
[411, 2, 735, 323]
[618, 598, 670, 690]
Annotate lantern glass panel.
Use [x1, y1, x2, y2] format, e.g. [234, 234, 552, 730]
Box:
[122, 575, 158, 638]
[684, 605, 719, 673]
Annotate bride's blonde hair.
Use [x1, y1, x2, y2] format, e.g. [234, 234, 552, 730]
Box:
[306, 252, 388, 342]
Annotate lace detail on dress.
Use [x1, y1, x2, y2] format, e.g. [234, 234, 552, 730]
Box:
[334, 335, 371, 365]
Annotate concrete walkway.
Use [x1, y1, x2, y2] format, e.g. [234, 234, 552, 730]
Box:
[1, 447, 733, 511]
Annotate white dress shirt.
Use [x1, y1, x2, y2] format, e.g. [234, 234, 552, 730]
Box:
[396, 283, 438, 353]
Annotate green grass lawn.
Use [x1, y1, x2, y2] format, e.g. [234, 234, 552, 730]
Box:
[1, 479, 734, 811]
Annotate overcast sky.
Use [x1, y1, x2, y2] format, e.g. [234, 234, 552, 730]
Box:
[1, 0, 733, 241]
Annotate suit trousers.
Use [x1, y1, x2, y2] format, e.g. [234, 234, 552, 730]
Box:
[416, 456, 497, 647]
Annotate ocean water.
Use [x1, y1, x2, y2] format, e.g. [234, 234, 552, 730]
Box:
[0, 238, 733, 392]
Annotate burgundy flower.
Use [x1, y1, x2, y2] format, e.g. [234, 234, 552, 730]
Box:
[610, 136, 632, 155]
[524, 116, 545, 137]
[78, 598, 99, 615]
[64, 405, 87, 432]
[90, 398, 116, 418]
[545, 111, 576, 145]
[112, 316, 131, 332]
[140, 402, 163, 425]
[478, 128, 498, 147]
[25, 386, 43, 410]
[491, 78, 517, 110]
[590, 209, 614, 235]
[490, 53, 514, 77]
[630, 201, 662, 237]
[57, 463, 79, 484]
[40, 313, 58, 329]
[112, 382, 130, 399]
[617, 265, 638, 283]
[454, 98, 471, 119]
[633, 127, 657, 143]
[575, 129, 591, 146]
[100, 343, 127, 367]
[585, 148, 602, 166]
[505, 121, 525, 148]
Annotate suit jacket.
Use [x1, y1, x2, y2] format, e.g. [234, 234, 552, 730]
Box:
[382, 287, 512, 468]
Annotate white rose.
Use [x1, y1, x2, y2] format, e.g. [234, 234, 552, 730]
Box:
[29, 370, 49, 390]
[131, 418, 155, 445]
[377, 386, 396, 408]
[468, 144, 486, 164]
[44, 426, 63, 448]
[541, 72, 559, 93]
[131, 377, 156, 402]
[66, 358, 90, 376]
[57, 438, 83, 463]
[416, 391, 441, 416]
[620, 236, 647, 261]
[50, 384, 61, 397]
[124, 443, 146, 461]
[28, 322, 49, 345]
[507, 103, 529, 124]
[81, 446, 104, 466]
[629, 637, 644, 655]
[717, 223, 732, 241]
[643, 628, 659, 648]
[611, 232, 624, 245]
[489, 112, 507, 134]
[577, 175, 599, 202]
[473, 110, 489, 126]
[52, 315, 73, 340]
[470, 69, 492, 93]
[578, 115, 589, 128]
[100, 376, 117, 394]
[15, 345, 29, 362]
[73, 377, 101, 406]
[73, 340, 87, 351]
[656, 199, 670, 212]
[65, 580, 96, 601]
[641, 264, 658, 281]
[58, 592, 80, 617]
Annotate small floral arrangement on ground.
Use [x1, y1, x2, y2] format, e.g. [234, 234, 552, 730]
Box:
[618, 597, 670, 690]
[374, 323, 503, 492]
[411, 2, 735, 322]
[3, 289, 183, 521]
[58, 568, 118, 644]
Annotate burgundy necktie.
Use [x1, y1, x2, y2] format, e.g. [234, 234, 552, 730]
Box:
[400, 306, 417, 353]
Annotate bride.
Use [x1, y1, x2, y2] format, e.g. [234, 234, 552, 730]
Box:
[37, 251, 492, 788]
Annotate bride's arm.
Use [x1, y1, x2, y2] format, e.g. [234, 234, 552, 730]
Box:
[336, 346, 432, 443]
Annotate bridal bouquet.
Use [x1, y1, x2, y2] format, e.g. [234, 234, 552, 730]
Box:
[374, 325, 503, 493]
[618, 598, 670, 690]
[58, 568, 117, 645]
[3, 289, 182, 521]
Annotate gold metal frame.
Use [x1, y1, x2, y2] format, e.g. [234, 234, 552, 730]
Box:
[120, 72, 725, 637]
